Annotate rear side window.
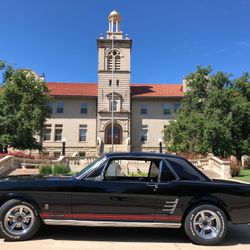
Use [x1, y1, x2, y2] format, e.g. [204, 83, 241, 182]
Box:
[160, 161, 176, 182]
[166, 158, 207, 181]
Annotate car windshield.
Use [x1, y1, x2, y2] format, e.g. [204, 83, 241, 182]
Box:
[74, 155, 106, 179]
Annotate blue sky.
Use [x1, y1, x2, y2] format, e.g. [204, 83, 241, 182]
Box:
[0, 0, 250, 84]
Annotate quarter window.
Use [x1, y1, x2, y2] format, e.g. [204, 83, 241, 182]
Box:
[160, 161, 176, 182]
[166, 157, 207, 181]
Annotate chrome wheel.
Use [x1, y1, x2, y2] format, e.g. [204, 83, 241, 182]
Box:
[3, 205, 35, 236]
[193, 210, 221, 240]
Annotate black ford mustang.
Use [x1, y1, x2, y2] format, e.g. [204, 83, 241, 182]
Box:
[0, 152, 250, 245]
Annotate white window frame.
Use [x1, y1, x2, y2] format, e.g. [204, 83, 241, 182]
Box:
[140, 125, 148, 143]
[79, 124, 87, 142]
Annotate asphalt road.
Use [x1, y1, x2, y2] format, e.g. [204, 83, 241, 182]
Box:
[0, 223, 250, 250]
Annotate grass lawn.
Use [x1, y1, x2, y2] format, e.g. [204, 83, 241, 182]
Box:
[234, 169, 250, 183]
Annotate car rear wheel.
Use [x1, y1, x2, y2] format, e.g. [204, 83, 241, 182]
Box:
[0, 199, 41, 241]
[184, 204, 227, 245]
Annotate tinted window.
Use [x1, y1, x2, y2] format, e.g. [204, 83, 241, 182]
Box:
[160, 161, 176, 182]
[166, 158, 207, 181]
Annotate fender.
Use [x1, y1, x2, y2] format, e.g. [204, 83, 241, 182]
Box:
[0, 192, 41, 213]
[183, 195, 231, 222]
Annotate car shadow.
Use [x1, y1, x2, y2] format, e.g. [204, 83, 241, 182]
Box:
[1, 223, 250, 246]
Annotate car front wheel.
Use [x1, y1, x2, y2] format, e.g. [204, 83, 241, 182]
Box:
[0, 199, 41, 241]
[184, 204, 228, 245]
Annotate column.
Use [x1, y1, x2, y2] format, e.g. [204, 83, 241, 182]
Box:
[116, 21, 119, 32]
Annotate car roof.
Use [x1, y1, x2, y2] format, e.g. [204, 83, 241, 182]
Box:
[104, 152, 184, 160]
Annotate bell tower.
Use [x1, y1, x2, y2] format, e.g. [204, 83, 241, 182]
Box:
[97, 10, 132, 152]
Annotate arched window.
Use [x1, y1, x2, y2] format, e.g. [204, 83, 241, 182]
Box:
[107, 50, 121, 71]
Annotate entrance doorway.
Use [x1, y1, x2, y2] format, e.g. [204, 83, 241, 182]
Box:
[105, 124, 122, 144]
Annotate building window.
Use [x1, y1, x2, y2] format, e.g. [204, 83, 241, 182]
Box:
[55, 124, 63, 141]
[107, 49, 121, 71]
[174, 103, 181, 113]
[140, 104, 147, 115]
[56, 102, 64, 113]
[47, 102, 53, 114]
[110, 100, 118, 111]
[141, 125, 148, 142]
[80, 102, 88, 114]
[43, 125, 51, 141]
[116, 80, 119, 86]
[109, 79, 112, 86]
[163, 104, 171, 115]
[79, 124, 87, 141]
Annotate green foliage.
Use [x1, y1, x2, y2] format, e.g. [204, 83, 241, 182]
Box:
[234, 169, 250, 183]
[164, 66, 250, 159]
[0, 60, 51, 152]
[52, 165, 71, 175]
[39, 165, 52, 175]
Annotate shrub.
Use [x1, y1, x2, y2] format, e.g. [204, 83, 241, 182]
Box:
[0, 151, 35, 159]
[52, 165, 71, 175]
[230, 157, 241, 177]
[39, 165, 52, 175]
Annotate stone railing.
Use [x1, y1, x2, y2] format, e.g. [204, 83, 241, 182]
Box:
[242, 155, 250, 168]
[190, 156, 231, 179]
[190, 158, 210, 170]
[0, 156, 16, 176]
[0, 155, 70, 176]
[209, 156, 231, 179]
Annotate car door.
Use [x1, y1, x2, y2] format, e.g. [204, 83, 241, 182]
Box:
[154, 160, 182, 224]
[71, 157, 159, 222]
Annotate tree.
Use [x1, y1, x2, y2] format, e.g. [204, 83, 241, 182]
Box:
[0, 60, 51, 153]
[164, 66, 250, 159]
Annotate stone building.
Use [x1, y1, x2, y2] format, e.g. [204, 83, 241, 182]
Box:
[42, 10, 184, 157]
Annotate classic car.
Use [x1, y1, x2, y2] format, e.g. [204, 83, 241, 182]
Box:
[0, 152, 250, 245]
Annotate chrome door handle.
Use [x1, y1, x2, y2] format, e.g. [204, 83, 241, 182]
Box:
[147, 183, 158, 189]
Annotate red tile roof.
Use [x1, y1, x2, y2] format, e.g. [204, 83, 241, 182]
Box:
[131, 84, 183, 97]
[47, 82, 98, 97]
[47, 82, 183, 98]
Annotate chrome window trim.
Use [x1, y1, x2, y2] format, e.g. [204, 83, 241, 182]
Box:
[76, 156, 107, 180]
[163, 159, 180, 181]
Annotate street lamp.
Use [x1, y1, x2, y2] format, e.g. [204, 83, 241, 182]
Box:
[159, 138, 163, 154]
[62, 138, 66, 156]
